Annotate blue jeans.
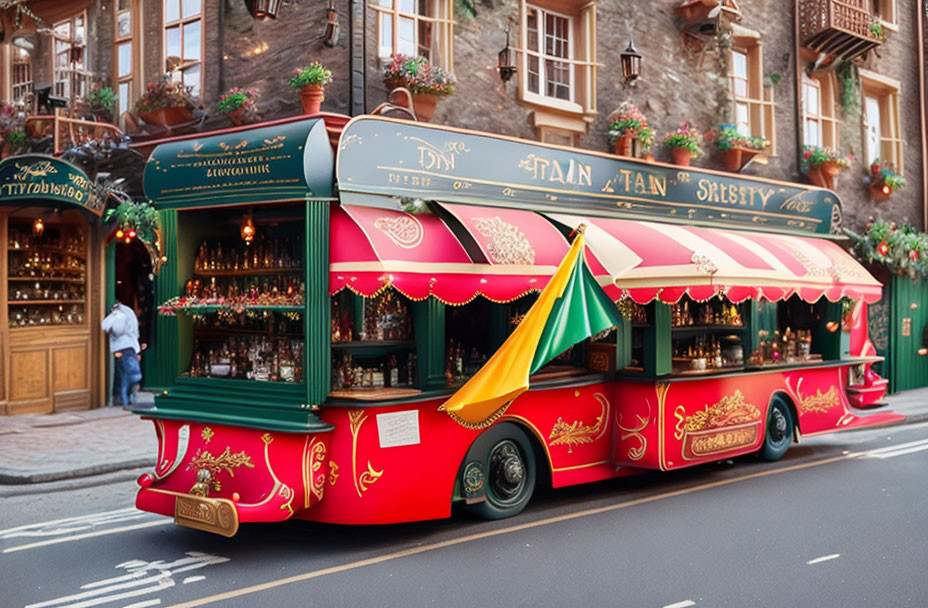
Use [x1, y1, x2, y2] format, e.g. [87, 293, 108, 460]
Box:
[114, 348, 143, 406]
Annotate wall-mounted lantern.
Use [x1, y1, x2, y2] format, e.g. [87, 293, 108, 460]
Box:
[497, 25, 516, 83]
[620, 38, 641, 86]
[324, 0, 340, 47]
[251, 0, 281, 20]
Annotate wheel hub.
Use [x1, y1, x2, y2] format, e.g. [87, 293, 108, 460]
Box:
[769, 408, 788, 442]
[488, 441, 525, 502]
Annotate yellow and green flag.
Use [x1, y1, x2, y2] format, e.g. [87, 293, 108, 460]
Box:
[440, 227, 621, 428]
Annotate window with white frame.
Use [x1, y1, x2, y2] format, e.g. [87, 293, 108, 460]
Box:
[52, 14, 87, 100]
[872, 0, 897, 26]
[517, 0, 597, 136]
[371, 0, 454, 70]
[801, 74, 838, 149]
[115, 0, 134, 116]
[728, 38, 775, 152]
[163, 0, 203, 98]
[861, 71, 903, 171]
[12, 47, 33, 105]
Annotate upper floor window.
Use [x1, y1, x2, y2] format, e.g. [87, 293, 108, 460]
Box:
[372, 0, 454, 70]
[728, 34, 775, 153]
[164, 0, 203, 97]
[52, 13, 87, 100]
[860, 69, 903, 171]
[116, 0, 135, 116]
[517, 0, 597, 143]
[12, 47, 33, 105]
[872, 0, 897, 28]
[801, 73, 838, 149]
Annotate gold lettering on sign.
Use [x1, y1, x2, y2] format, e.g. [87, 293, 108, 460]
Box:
[387, 173, 431, 187]
[518, 154, 592, 187]
[412, 137, 469, 172]
[695, 178, 777, 209]
[779, 194, 812, 214]
[603, 168, 666, 197]
[677, 390, 763, 460]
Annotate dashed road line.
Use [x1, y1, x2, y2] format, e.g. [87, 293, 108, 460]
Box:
[807, 554, 840, 565]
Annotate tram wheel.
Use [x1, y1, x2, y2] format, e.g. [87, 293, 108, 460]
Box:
[464, 423, 536, 520]
[760, 397, 794, 462]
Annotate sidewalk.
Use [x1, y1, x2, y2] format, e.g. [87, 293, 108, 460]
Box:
[1, 388, 927, 486]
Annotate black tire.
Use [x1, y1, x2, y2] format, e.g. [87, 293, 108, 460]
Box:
[465, 423, 536, 520]
[760, 396, 794, 462]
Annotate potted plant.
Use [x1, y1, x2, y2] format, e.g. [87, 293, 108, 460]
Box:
[662, 123, 701, 166]
[0, 102, 25, 159]
[383, 54, 456, 122]
[870, 159, 905, 202]
[86, 86, 117, 123]
[134, 73, 198, 128]
[218, 88, 259, 126]
[706, 123, 768, 172]
[288, 62, 333, 115]
[607, 102, 653, 157]
[801, 146, 851, 190]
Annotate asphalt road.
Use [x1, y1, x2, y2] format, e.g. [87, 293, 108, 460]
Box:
[2, 422, 927, 608]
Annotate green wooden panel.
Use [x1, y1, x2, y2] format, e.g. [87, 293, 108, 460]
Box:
[306, 200, 331, 406]
[644, 303, 672, 376]
[813, 301, 842, 361]
[889, 276, 928, 392]
[615, 315, 632, 370]
[413, 298, 446, 389]
[149, 209, 179, 390]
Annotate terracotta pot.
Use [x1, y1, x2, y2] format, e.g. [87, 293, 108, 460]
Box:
[137, 106, 195, 128]
[870, 181, 892, 202]
[807, 165, 827, 188]
[722, 146, 759, 172]
[0, 141, 9, 160]
[300, 84, 325, 114]
[670, 147, 693, 166]
[674, 0, 721, 23]
[614, 135, 633, 157]
[411, 93, 440, 122]
[821, 161, 844, 177]
[227, 105, 247, 126]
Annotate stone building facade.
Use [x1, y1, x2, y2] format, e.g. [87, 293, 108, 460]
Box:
[1, 0, 924, 233]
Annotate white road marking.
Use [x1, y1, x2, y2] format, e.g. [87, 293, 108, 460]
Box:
[0, 508, 147, 538]
[862, 437, 928, 455]
[24, 552, 228, 608]
[863, 443, 928, 460]
[3, 521, 170, 554]
[121, 601, 161, 608]
[182, 577, 205, 585]
[664, 601, 696, 608]
[807, 554, 840, 565]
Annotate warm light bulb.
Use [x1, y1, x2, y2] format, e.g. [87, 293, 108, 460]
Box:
[918, 347, 928, 357]
[116, 229, 124, 239]
[33, 218, 44, 236]
[125, 237, 131, 244]
[882, 184, 891, 194]
[825, 321, 839, 333]
[128, 229, 137, 238]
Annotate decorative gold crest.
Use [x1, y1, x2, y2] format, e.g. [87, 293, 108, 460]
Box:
[471, 216, 536, 265]
[675, 391, 762, 460]
[373, 215, 424, 249]
[14, 160, 58, 180]
[548, 394, 609, 453]
[201, 427, 214, 443]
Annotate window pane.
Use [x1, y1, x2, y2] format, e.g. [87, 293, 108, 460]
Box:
[379, 13, 393, 58]
[418, 20, 432, 59]
[806, 84, 819, 116]
[165, 0, 180, 22]
[378, 0, 392, 6]
[117, 11, 131, 37]
[418, 0, 431, 17]
[397, 16, 415, 56]
[805, 118, 821, 147]
[733, 77, 747, 98]
[397, 0, 414, 14]
[165, 26, 181, 63]
[55, 22, 71, 38]
[183, 63, 200, 97]
[118, 0, 131, 10]
[865, 96, 881, 165]
[527, 8, 538, 52]
[731, 50, 747, 80]
[182, 0, 201, 19]
[118, 41, 132, 77]
[183, 20, 201, 61]
[545, 58, 570, 100]
[735, 102, 750, 135]
[528, 55, 539, 94]
[118, 81, 130, 115]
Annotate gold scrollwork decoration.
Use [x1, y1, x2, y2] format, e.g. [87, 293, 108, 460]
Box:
[617, 395, 652, 462]
[311, 441, 327, 502]
[328, 461, 339, 486]
[786, 377, 841, 415]
[349, 410, 383, 498]
[359, 461, 384, 493]
[201, 427, 214, 443]
[674, 405, 686, 441]
[548, 394, 609, 453]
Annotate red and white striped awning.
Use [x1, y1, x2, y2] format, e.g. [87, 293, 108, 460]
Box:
[548, 213, 883, 304]
[329, 204, 566, 303]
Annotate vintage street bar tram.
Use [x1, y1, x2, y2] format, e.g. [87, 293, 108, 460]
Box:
[135, 115, 902, 536]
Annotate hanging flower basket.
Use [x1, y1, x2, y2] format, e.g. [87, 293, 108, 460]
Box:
[801, 146, 851, 190]
[706, 124, 768, 172]
[869, 159, 905, 202]
[134, 74, 198, 128]
[218, 87, 259, 126]
[383, 55, 456, 123]
[607, 102, 653, 158]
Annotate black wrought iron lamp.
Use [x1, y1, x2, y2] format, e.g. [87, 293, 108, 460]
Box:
[497, 24, 516, 83]
[620, 38, 642, 86]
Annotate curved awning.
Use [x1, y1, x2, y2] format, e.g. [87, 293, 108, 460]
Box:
[548, 213, 883, 304]
[144, 118, 333, 209]
[330, 204, 563, 303]
[0, 155, 104, 215]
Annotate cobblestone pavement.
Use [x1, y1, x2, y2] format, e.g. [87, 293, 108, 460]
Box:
[0, 388, 926, 486]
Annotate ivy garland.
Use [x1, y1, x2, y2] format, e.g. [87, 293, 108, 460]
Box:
[835, 61, 861, 117]
[104, 199, 162, 246]
[848, 220, 928, 280]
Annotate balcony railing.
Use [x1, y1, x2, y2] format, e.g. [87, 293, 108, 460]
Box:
[25, 109, 124, 155]
[800, 0, 882, 63]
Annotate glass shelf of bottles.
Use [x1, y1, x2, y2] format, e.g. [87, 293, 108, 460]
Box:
[184, 311, 304, 382]
[7, 222, 87, 328]
[747, 328, 817, 367]
[330, 290, 419, 398]
[159, 236, 305, 316]
[670, 296, 747, 375]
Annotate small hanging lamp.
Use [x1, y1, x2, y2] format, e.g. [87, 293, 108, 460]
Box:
[497, 24, 516, 83]
[240, 215, 256, 245]
[32, 217, 44, 237]
[324, 0, 340, 47]
[620, 37, 642, 86]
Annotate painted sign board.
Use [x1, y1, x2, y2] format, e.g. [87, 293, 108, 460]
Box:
[336, 116, 843, 237]
[0, 155, 104, 215]
[144, 118, 334, 209]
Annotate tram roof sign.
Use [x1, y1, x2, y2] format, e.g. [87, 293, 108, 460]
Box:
[336, 116, 844, 238]
[0, 155, 104, 216]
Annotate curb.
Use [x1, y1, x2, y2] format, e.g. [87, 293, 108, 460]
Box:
[0, 457, 155, 485]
